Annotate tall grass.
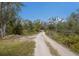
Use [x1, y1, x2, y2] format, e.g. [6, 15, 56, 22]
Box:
[46, 30, 79, 54]
[0, 40, 35, 56]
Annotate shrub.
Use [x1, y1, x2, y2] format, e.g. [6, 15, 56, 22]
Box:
[71, 42, 79, 53]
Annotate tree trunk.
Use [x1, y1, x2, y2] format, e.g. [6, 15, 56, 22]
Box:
[0, 26, 4, 38]
[0, 2, 6, 38]
[3, 24, 6, 37]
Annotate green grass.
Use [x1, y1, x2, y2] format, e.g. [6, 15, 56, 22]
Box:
[46, 30, 79, 54]
[0, 40, 35, 56]
[45, 40, 60, 56]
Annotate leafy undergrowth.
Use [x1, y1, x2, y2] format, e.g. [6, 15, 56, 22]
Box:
[45, 40, 60, 56]
[0, 39, 35, 56]
[46, 30, 79, 54]
[22, 30, 38, 36]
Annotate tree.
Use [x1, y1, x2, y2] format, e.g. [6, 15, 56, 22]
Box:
[0, 2, 23, 38]
[13, 19, 23, 35]
[66, 10, 79, 34]
[33, 19, 42, 32]
[48, 17, 59, 31]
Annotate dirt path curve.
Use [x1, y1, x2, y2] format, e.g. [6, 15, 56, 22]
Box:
[34, 32, 52, 56]
[43, 32, 77, 56]
[34, 32, 77, 56]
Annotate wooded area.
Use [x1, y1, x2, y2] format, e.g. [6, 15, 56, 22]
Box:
[0, 2, 45, 38]
[46, 9, 79, 54]
[0, 2, 79, 54]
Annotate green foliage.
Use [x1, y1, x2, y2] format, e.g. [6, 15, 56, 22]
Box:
[0, 2, 23, 38]
[45, 9, 79, 54]
[33, 19, 42, 32]
[13, 20, 23, 35]
[46, 30, 79, 54]
[71, 42, 79, 53]
[6, 19, 17, 35]
[21, 19, 44, 35]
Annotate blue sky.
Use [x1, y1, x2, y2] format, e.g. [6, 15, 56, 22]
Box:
[19, 2, 79, 21]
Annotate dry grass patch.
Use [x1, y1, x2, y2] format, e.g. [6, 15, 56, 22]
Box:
[0, 38, 35, 56]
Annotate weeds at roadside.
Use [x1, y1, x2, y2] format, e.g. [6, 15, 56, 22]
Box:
[0, 39, 35, 56]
